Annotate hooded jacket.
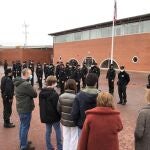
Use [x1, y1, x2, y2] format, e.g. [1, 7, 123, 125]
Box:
[14, 77, 37, 113]
[78, 107, 123, 150]
[71, 86, 99, 129]
[39, 87, 60, 124]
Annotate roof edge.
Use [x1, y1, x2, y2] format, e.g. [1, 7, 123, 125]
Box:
[49, 13, 150, 36]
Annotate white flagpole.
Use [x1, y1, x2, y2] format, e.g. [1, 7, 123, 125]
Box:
[110, 19, 115, 64]
[110, 0, 116, 65]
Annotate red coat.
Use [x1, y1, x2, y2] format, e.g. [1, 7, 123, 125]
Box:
[78, 107, 123, 150]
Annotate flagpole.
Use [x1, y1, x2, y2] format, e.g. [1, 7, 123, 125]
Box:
[110, 18, 115, 64]
[110, 0, 116, 65]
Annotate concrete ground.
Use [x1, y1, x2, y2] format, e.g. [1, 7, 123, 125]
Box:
[0, 67, 149, 150]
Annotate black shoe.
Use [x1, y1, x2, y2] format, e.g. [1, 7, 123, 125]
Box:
[4, 123, 15, 128]
[122, 102, 127, 105]
[117, 101, 122, 104]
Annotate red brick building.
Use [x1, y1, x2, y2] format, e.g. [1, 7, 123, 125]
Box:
[0, 45, 53, 65]
[49, 14, 150, 72]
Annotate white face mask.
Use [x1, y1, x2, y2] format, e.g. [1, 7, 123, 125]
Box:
[120, 69, 124, 72]
[29, 74, 33, 80]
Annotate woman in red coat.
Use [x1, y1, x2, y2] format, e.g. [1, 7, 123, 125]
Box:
[78, 92, 123, 150]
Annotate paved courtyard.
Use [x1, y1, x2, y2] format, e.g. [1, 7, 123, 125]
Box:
[0, 68, 149, 150]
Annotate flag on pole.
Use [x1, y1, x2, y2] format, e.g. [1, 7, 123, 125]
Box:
[114, 0, 117, 22]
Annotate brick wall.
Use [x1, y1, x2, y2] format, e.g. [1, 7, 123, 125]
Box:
[0, 47, 53, 65]
[53, 33, 150, 72]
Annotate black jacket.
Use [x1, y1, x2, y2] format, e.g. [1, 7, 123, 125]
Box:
[106, 68, 116, 80]
[1, 76, 14, 99]
[39, 87, 60, 124]
[81, 66, 88, 78]
[71, 87, 99, 129]
[59, 68, 67, 81]
[90, 66, 100, 77]
[117, 71, 130, 87]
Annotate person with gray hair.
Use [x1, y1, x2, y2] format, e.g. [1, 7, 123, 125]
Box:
[135, 89, 150, 150]
[14, 68, 37, 150]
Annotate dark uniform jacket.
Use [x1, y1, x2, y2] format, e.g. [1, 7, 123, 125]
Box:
[1, 76, 14, 99]
[90, 66, 100, 77]
[14, 77, 37, 113]
[39, 87, 60, 123]
[81, 66, 88, 78]
[59, 68, 67, 82]
[117, 71, 130, 87]
[70, 68, 81, 82]
[65, 66, 71, 79]
[106, 68, 116, 80]
[58, 90, 76, 127]
[37, 67, 43, 78]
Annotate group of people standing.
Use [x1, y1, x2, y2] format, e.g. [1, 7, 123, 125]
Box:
[1, 59, 150, 150]
[39, 73, 123, 150]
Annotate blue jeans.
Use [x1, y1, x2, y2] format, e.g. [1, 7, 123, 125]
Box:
[46, 122, 62, 150]
[19, 112, 32, 149]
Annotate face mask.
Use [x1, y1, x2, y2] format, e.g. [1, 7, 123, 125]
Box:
[120, 69, 124, 72]
[29, 74, 33, 80]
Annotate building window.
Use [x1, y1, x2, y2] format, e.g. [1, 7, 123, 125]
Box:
[54, 20, 150, 43]
[132, 56, 138, 63]
[141, 20, 150, 33]
[66, 33, 73, 42]
[90, 29, 101, 39]
[115, 25, 122, 36]
[74, 32, 82, 41]
[82, 30, 90, 40]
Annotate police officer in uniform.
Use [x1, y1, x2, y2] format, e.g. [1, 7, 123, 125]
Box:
[12, 61, 16, 79]
[75, 65, 82, 92]
[65, 62, 71, 80]
[22, 61, 27, 69]
[59, 64, 67, 94]
[56, 62, 61, 87]
[16, 60, 22, 77]
[106, 64, 116, 95]
[28, 61, 34, 86]
[44, 64, 50, 80]
[117, 66, 130, 105]
[70, 65, 81, 92]
[81, 63, 88, 88]
[37, 64, 43, 89]
[1, 68, 15, 128]
[36, 62, 41, 83]
[90, 63, 100, 89]
[49, 63, 55, 76]
[3, 60, 8, 73]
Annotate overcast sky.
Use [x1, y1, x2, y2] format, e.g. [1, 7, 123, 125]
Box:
[0, 0, 149, 46]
